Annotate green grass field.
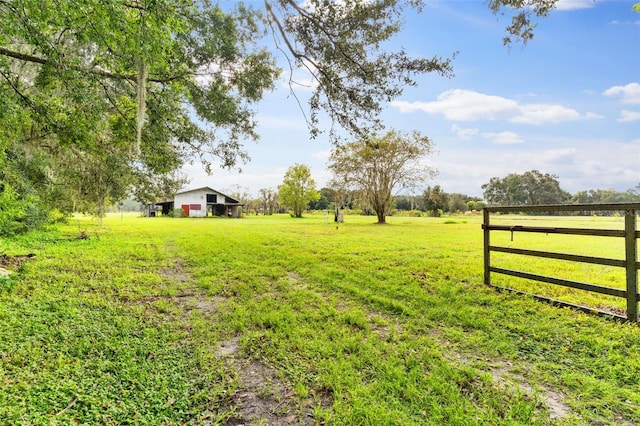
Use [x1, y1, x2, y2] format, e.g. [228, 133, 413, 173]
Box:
[0, 213, 638, 425]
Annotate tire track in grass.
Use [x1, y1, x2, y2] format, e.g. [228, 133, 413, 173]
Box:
[158, 251, 315, 425]
[430, 327, 573, 422]
[282, 269, 575, 424]
[288, 266, 584, 424]
[294, 253, 624, 421]
[215, 336, 315, 426]
[161, 220, 637, 424]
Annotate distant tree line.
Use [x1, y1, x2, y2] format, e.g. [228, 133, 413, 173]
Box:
[278, 185, 483, 218]
[261, 168, 639, 219]
[571, 188, 640, 205]
[482, 170, 640, 207]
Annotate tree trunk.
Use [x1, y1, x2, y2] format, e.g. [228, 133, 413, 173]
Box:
[98, 199, 105, 228]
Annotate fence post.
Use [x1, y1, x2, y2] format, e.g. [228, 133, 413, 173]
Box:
[625, 209, 638, 322]
[483, 208, 490, 286]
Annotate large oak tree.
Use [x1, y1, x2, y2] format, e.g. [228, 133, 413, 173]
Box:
[328, 130, 436, 224]
[0, 0, 280, 228]
[481, 170, 571, 206]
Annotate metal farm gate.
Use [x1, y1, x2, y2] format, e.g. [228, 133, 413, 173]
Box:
[482, 203, 639, 322]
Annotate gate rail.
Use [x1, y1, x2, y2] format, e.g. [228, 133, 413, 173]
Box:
[482, 203, 639, 322]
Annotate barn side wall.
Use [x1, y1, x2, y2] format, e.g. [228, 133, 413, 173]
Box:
[174, 191, 207, 217]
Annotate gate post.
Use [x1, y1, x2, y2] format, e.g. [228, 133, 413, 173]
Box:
[483, 208, 490, 286]
[625, 209, 638, 322]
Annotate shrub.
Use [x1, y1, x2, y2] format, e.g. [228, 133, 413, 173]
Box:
[0, 188, 27, 236]
[168, 208, 185, 218]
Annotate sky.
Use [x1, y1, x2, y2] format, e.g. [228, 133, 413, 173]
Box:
[182, 0, 640, 199]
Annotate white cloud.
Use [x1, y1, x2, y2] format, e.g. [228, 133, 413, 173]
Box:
[392, 89, 518, 121]
[278, 57, 320, 92]
[393, 89, 599, 124]
[538, 148, 578, 164]
[509, 103, 600, 124]
[452, 125, 539, 146]
[603, 82, 640, 104]
[451, 124, 479, 139]
[413, 137, 638, 197]
[310, 167, 332, 189]
[482, 131, 524, 145]
[554, 0, 596, 11]
[618, 110, 640, 122]
[513, 104, 581, 124]
[281, 73, 319, 92]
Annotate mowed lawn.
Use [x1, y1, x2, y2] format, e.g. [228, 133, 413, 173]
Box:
[0, 213, 638, 425]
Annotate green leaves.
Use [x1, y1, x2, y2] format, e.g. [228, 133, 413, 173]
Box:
[266, 0, 454, 141]
[0, 0, 570, 232]
[278, 164, 321, 218]
[0, 0, 280, 225]
[482, 170, 571, 206]
[487, 0, 556, 45]
[328, 130, 436, 223]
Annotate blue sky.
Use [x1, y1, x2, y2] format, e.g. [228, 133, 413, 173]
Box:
[183, 0, 640, 198]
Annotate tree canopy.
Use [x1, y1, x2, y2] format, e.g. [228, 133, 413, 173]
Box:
[572, 187, 640, 205]
[328, 130, 436, 224]
[423, 185, 448, 217]
[278, 164, 320, 218]
[0, 0, 281, 230]
[482, 170, 571, 206]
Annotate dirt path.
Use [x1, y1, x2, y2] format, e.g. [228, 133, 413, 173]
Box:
[159, 257, 316, 425]
[216, 337, 315, 425]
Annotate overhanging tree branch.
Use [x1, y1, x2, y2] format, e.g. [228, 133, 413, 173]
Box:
[0, 46, 187, 83]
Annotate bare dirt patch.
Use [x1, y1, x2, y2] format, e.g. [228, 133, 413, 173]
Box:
[288, 272, 302, 283]
[159, 259, 191, 283]
[430, 328, 572, 421]
[216, 337, 315, 426]
[367, 310, 405, 342]
[0, 253, 36, 272]
[174, 291, 224, 315]
[216, 337, 241, 358]
[155, 258, 225, 315]
[488, 362, 571, 420]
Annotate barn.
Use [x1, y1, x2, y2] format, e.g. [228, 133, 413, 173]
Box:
[150, 187, 243, 218]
